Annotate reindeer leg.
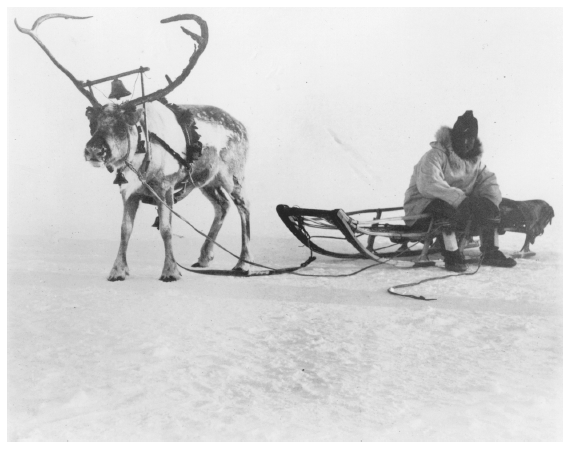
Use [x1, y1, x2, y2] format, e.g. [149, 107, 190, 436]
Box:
[229, 184, 253, 272]
[108, 195, 140, 281]
[157, 186, 181, 282]
[193, 186, 230, 268]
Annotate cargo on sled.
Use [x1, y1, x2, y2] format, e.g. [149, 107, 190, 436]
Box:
[276, 198, 554, 268]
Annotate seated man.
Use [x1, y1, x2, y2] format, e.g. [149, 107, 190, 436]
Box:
[404, 110, 516, 272]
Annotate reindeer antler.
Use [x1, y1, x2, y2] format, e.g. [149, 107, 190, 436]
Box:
[15, 13, 101, 108]
[124, 14, 209, 107]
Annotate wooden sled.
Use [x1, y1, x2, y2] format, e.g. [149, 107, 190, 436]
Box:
[276, 198, 554, 267]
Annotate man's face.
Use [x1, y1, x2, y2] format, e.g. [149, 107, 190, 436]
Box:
[453, 135, 476, 158]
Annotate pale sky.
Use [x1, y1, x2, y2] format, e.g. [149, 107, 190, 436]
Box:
[8, 7, 563, 242]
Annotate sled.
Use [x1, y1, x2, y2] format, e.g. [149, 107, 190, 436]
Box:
[276, 198, 554, 267]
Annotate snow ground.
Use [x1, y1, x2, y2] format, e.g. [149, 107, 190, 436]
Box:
[7, 225, 563, 441]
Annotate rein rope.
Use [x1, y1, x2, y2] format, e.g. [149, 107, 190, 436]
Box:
[123, 160, 316, 277]
[386, 220, 482, 300]
[124, 156, 481, 292]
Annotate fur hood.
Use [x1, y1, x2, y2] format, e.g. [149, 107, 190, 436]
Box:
[433, 126, 483, 163]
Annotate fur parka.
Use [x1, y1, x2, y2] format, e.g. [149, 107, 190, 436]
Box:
[403, 126, 502, 225]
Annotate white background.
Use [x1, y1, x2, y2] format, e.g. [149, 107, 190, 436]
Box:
[8, 7, 562, 242]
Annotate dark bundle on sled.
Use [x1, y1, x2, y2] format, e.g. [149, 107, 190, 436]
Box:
[277, 198, 554, 267]
[499, 198, 555, 254]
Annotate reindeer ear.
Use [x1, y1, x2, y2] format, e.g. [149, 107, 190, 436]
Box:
[86, 106, 100, 120]
[121, 104, 143, 126]
[85, 106, 100, 136]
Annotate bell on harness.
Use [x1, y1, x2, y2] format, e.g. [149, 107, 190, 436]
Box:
[113, 169, 128, 186]
[136, 140, 146, 154]
[108, 78, 131, 100]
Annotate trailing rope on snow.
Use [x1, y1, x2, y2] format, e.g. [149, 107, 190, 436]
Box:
[387, 220, 482, 300]
[387, 255, 484, 301]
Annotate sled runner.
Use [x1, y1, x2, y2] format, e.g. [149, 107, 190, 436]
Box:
[276, 198, 554, 267]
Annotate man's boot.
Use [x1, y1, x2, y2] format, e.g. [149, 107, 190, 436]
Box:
[480, 227, 517, 268]
[443, 249, 468, 272]
[437, 234, 467, 272]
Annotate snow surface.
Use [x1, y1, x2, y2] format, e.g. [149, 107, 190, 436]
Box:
[7, 222, 563, 442]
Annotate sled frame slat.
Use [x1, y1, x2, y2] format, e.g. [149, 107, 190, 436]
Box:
[276, 204, 440, 261]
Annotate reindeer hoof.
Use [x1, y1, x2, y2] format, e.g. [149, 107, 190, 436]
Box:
[159, 275, 179, 282]
[159, 269, 181, 282]
[194, 257, 213, 267]
[232, 267, 249, 274]
[108, 275, 126, 282]
[108, 267, 128, 281]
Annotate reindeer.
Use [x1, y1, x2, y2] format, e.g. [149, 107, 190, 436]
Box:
[15, 13, 252, 281]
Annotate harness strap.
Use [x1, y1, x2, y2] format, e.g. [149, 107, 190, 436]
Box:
[159, 101, 203, 164]
[149, 132, 192, 171]
[135, 126, 146, 153]
[113, 128, 133, 185]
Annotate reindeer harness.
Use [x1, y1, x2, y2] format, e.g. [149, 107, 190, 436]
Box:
[112, 100, 204, 186]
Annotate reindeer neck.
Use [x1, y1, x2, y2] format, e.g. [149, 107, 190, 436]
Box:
[126, 101, 188, 181]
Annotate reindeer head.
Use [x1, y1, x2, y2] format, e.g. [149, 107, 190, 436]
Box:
[84, 103, 143, 169]
[15, 12, 209, 169]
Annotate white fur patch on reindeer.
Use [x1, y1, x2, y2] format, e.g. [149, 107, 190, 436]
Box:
[194, 120, 233, 152]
